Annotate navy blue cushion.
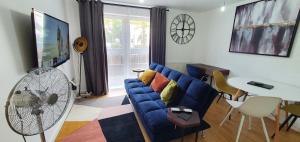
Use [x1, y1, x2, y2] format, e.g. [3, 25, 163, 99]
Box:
[167, 70, 182, 81]
[186, 64, 207, 80]
[154, 99, 166, 108]
[144, 109, 173, 133]
[154, 65, 164, 72]
[149, 63, 158, 70]
[180, 80, 215, 118]
[124, 79, 145, 94]
[177, 74, 193, 91]
[129, 86, 154, 94]
[147, 92, 161, 100]
[139, 101, 161, 115]
[131, 94, 152, 103]
[161, 67, 171, 77]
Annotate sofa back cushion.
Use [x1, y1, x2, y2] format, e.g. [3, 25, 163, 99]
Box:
[167, 70, 182, 81]
[177, 74, 193, 91]
[179, 79, 217, 118]
[149, 63, 158, 70]
[154, 65, 164, 72]
[139, 70, 156, 85]
[151, 73, 169, 92]
[161, 67, 172, 77]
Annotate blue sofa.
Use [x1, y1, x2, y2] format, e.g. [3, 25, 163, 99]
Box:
[124, 63, 218, 142]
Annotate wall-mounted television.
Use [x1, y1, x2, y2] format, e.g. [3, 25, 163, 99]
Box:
[31, 9, 70, 68]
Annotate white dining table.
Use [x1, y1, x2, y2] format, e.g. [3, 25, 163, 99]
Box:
[227, 77, 300, 142]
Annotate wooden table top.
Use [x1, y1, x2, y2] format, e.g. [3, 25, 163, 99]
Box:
[167, 108, 200, 128]
[188, 63, 230, 76]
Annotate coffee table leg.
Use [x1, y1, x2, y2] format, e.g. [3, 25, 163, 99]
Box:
[195, 131, 198, 142]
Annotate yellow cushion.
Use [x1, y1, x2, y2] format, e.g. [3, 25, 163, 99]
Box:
[139, 70, 156, 85]
[160, 80, 177, 105]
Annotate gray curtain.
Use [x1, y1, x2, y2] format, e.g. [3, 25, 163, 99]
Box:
[78, 0, 108, 96]
[150, 7, 167, 65]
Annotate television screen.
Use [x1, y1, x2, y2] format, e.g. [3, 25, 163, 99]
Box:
[31, 9, 70, 68]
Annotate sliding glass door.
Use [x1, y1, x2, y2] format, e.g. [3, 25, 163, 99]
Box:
[104, 5, 150, 89]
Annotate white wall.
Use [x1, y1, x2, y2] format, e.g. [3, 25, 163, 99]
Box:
[181, 0, 300, 131]
[165, 0, 300, 132]
[166, 9, 206, 72]
[0, 0, 80, 141]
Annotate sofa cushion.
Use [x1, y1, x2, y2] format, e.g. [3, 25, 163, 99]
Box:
[179, 80, 214, 118]
[149, 63, 158, 70]
[147, 92, 161, 100]
[161, 67, 172, 77]
[143, 109, 173, 133]
[154, 64, 164, 72]
[129, 86, 154, 95]
[177, 74, 193, 91]
[130, 93, 153, 104]
[167, 70, 182, 81]
[124, 79, 145, 94]
[151, 73, 169, 92]
[139, 70, 156, 85]
[139, 101, 162, 115]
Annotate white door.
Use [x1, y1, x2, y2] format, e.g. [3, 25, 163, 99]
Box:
[104, 5, 150, 89]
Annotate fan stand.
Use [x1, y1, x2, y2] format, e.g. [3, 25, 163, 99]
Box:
[32, 108, 46, 142]
[37, 114, 46, 142]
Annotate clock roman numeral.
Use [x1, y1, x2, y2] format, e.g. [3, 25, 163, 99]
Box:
[182, 14, 186, 22]
[176, 16, 182, 23]
[171, 28, 176, 33]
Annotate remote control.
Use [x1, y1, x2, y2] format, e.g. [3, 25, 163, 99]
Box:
[171, 107, 181, 112]
[183, 108, 192, 113]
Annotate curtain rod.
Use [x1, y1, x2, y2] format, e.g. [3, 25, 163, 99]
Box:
[76, 0, 169, 11]
[103, 2, 169, 11]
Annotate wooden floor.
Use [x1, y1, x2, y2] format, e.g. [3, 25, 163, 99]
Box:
[61, 89, 300, 142]
[165, 98, 300, 142]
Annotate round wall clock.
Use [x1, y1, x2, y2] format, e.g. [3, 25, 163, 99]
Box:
[170, 14, 195, 44]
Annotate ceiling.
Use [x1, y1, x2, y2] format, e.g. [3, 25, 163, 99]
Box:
[102, 0, 246, 12]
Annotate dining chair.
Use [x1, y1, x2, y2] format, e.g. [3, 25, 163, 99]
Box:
[212, 70, 244, 102]
[271, 103, 300, 138]
[220, 96, 282, 142]
[186, 64, 208, 81]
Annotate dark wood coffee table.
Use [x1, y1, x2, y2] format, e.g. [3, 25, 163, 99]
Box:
[167, 108, 201, 142]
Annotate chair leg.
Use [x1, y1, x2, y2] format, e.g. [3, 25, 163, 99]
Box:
[248, 116, 252, 130]
[242, 93, 248, 102]
[216, 92, 224, 103]
[271, 114, 294, 138]
[236, 115, 245, 142]
[287, 116, 298, 131]
[220, 107, 234, 126]
[228, 95, 233, 120]
[261, 118, 270, 142]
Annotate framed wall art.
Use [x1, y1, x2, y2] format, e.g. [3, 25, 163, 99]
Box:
[229, 0, 300, 57]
